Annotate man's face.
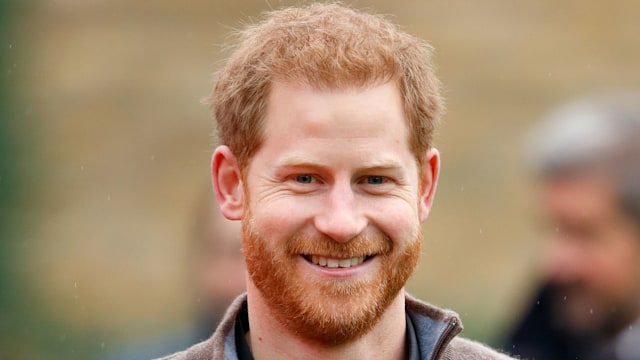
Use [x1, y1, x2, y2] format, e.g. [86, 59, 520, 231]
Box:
[240, 81, 436, 344]
[541, 175, 640, 335]
[198, 205, 245, 311]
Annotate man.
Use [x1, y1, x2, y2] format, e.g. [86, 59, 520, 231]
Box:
[106, 190, 245, 360]
[503, 93, 640, 360]
[161, 3, 510, 359]
[188, 187, 246, 332]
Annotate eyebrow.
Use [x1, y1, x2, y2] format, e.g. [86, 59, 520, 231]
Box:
[274, 154, 405, 172]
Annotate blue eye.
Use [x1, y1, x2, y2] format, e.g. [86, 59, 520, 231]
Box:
[295, 175, 314, 184]
[367, 176, 385, 185]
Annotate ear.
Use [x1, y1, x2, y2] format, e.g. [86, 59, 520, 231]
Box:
[418, 148, 440, 222]
[211, 145, 244, 220]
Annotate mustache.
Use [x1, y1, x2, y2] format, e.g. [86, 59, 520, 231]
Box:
[548, 281, 591, 299]
[285, 231, 393, 258]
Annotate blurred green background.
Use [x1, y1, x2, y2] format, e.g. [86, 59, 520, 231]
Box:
[2, 0, 640, 358]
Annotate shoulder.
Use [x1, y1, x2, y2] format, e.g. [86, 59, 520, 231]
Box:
[441, 337, 514, 360]
[152, 294, 248, 360]
[404, 294, 512, 359]
[155, 349, 187, 360]
[153, 337, 215, 360]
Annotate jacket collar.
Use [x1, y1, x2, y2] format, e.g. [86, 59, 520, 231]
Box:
[405, 293, 463, 359]
[211, 293, 463, 360]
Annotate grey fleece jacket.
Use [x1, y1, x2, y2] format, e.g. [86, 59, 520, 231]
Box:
[157, 293, 512, 360]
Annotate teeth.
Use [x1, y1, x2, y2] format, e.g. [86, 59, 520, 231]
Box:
[339, 259, 351, 267]
[308, 255, 367, 268]
[319, 257, 327, 266]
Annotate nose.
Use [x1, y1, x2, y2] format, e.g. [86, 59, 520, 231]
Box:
[544, 234, 586, 284]
[313, 182, 367, 242]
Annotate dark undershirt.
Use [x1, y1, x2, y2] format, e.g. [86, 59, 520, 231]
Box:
[234, 301, 253, 360]
[234, 301, 420, 360]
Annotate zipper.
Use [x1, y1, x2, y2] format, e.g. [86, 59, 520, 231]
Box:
[431, 318, 459, 360]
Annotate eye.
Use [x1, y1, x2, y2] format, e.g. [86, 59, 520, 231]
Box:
[366, 176, 386, 185]
[295, 174, 314, 184]
[359, 175, 395, 195]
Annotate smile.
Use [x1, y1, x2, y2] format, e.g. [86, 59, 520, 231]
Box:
[303, 254, 372, 268]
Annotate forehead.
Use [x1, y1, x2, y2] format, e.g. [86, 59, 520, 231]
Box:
[264, 81, 407, 139]
[542, 175, 621, 222]
[247, 80, 420, 177]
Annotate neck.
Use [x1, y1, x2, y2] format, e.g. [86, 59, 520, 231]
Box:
[245, 282, 407, 360]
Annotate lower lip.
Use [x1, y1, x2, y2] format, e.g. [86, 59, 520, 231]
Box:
[300, 256, 374, 278]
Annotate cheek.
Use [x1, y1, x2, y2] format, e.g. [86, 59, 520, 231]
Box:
[247, 199, 311, 241]
[203, 258, 246, 293]
[370, 202, 421, 243]
[591, 235, 640, 295]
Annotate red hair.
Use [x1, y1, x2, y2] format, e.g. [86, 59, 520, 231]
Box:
[206, 3, 443, 171]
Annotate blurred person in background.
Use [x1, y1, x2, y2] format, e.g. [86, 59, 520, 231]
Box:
[186, 187, 246, 342]
[503, 92, 640, 360]
[160, 3, 511, 360]
[107, 190, 244, 360]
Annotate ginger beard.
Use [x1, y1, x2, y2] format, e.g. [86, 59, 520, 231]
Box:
[242, 207, 422, 345]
